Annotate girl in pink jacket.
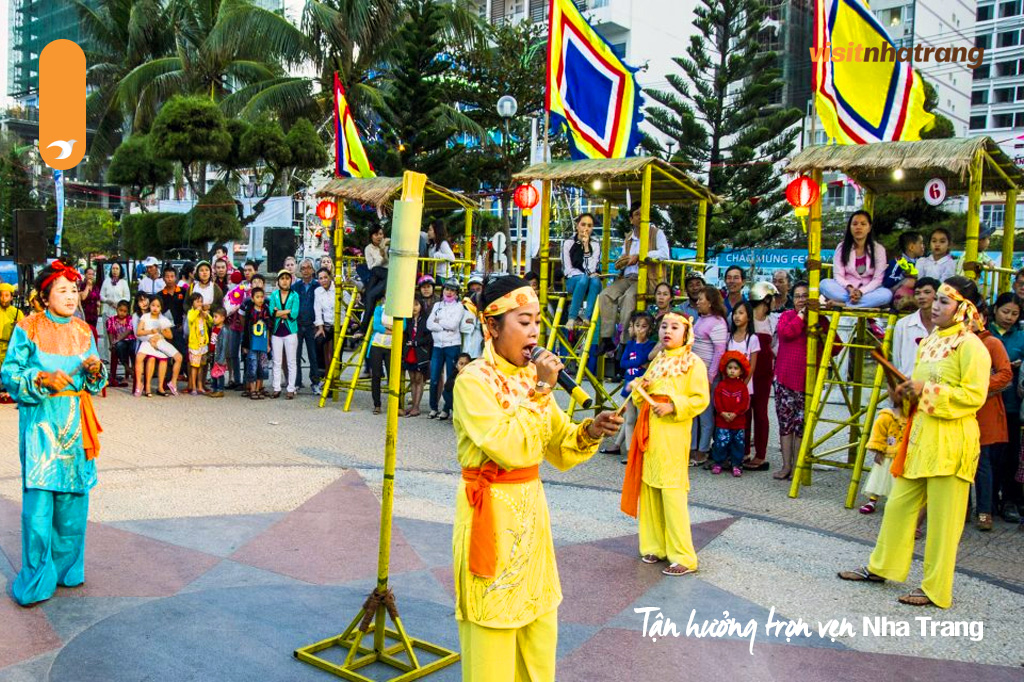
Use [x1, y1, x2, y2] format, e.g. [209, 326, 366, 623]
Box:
[820, 211, 892, 309]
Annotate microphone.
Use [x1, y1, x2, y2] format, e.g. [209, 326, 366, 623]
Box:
[530, 346, 593, 409]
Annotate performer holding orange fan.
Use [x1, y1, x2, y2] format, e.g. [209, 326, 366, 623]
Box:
[453, 275, 622, 682]
[621, 311, 710, 576]
[1, 261, 108, 606]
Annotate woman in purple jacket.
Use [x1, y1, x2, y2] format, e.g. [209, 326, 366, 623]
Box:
[820, 211, 892, 309]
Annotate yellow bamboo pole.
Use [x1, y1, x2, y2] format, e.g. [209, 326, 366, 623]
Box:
[1002, 189, 1017, 293]
[601, 200, 612, 277]
[637, 163, 653, 311]
[802, 169, 823, 488]
[861, 189, 875, 217]
[965, 151, 984, 282]
[539, 180, 552, 307]
[548, 296, 565, 348]
[464, 209, 474, 278]
[696, 199, 708, 268]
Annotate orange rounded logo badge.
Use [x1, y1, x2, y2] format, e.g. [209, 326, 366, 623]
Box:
[39, 40, 86, 171]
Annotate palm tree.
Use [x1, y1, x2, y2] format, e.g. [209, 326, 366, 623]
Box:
[116, 0, 310, 127]
[74, 0, 175, 179]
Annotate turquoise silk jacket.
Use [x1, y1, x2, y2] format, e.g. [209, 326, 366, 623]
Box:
[1, 311, 108, 493]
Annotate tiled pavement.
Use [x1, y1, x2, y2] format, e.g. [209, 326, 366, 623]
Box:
[1, 390, 1023, 681]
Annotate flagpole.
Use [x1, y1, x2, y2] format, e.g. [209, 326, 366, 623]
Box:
[543, 111, 550, 163]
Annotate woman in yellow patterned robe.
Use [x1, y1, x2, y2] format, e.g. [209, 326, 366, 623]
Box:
[453, 275, 622, 682]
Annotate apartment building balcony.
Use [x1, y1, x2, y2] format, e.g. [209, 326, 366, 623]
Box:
[578, 0, 631, 32]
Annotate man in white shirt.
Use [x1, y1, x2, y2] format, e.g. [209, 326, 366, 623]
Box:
[597, 201, 670, 353]
[137, 256, 163, 295]
[890, 276, 939, 378]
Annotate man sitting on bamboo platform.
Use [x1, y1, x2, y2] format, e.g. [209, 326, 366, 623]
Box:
[597, 201, 670, 356]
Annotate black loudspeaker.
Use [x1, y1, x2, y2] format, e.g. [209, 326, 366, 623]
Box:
[264, 229, 296, 272]
[13, 209, 49, 265]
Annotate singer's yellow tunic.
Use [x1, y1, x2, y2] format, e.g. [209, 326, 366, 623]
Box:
[868, 325, 989, 608]
[452, 343, 601, 681]
[632, 346, 710, 567]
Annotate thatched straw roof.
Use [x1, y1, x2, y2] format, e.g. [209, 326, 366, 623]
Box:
[316, 176, 477, 213]
[512, 157, 717, 205]
[785, 137, 1024, 196]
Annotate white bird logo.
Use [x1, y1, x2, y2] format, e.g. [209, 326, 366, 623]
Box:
[47, 139, 77, 160]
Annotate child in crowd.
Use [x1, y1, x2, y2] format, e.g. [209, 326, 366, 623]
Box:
[208, 307, 227, 397]
[106, 300, 135, 387]
[711, 352, 752, 477]
[524, 271, 540, 294]
[417, 275, 439, 311]
[859, 398, 907, 514]
[727, 301, 759, 395]
[367, 297, 393, 415]
[135, 296, 183, 397]
[402, 297, 432, 417]
[604, 312, 656, 461]
[916, 227, 955, 282]
[883, 231, 924, 311]
[955, 222, 997, 277]
[187, 292, 212, 394]
[456, 352, 472, 374]
[426, 278, 465, 421]
[242, 287, 270, 399]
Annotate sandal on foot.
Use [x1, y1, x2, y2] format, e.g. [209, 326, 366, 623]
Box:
[837, 566, 885, 583]
[859, 501, 877, 514]
[662, 564, 697, 576]
[772, 469, 792, 480]
[641, 554, 660, 564]
[897, 589, 934, 607]
[744, 460, 770, 471]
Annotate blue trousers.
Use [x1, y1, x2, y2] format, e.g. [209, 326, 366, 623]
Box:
[429, 345, 460, 412]
[13, 489, 89, 606]
[223, 327, 243, 386]
[566, 275, 602, 322]
[712, 427, 745, 467]
[975, 445, 993, 515]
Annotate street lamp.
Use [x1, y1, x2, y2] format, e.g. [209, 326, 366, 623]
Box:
[496, 95, 518, 273]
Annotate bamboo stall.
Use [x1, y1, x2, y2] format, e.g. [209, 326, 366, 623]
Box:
[315, 177, 478, 407]
[783, 136, 1024, 505]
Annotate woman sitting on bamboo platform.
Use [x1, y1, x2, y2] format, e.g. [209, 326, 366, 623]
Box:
[453, 274, 622, 682]
[838, 276, 990, 608]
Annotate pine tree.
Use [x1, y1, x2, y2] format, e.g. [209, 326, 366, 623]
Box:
[646, 0, 802, 249]
[373, 0, 462, 186]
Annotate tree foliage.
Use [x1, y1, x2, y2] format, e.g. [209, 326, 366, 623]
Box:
[106, 135, 174, 212]
[61, 208, 120, 262]
[150, 96, 232, 198]
[646, 0, 802, 250]
[0, 147, 39, 249]
[919, 79, 956, 140]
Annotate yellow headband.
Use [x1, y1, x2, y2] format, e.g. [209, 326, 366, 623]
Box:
[0, 283, 14, 294]
[938, 282, 982, 330]
[463, 286, 539, 340]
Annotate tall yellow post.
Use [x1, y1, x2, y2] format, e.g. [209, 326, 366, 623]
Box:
[637, 163, 653, 311]
[464, 209, 474, 278]
[696, 199, 708, 268]
[1002, 189, 1018, 293]
[801, 169, 823, 488]
[601, 200, 612, 276]
[539, 180, 552, 307]
[964, 151, 984, 282]
[331, 204, 346, 402]
[862, 189, 875, 217]
[295, 172, 459, 680]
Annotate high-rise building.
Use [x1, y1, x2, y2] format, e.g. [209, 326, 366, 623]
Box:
[869, 0, 975, 137]
[8, 0, 101, 106]
[761, 0, 815, 111]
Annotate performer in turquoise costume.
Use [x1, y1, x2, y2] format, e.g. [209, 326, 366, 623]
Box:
[1, 261, 107, 606]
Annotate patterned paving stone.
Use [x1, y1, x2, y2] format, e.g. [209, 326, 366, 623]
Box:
[0, 575, 62, 669]
[109, 513, 286, 558]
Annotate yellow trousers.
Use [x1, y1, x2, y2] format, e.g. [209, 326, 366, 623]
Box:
[458, 609, 558, 682]
[868, 475, 970, 608]
[638, 483, 696, 568]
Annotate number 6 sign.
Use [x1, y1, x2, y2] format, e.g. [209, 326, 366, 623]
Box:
[924, 178, 946, 206]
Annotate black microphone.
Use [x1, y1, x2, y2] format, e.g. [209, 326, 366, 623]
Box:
[530, 346, 593, 408]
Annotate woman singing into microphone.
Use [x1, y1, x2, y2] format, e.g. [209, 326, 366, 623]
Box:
[454, 275, 622, 682]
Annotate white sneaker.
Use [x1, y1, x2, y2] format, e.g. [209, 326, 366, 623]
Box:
[312, 381, 324, 394]
[429, 410, 439, 419]
[438, 411, 450, 421]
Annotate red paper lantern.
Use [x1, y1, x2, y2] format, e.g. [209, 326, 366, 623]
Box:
[785, 175, 820, 217]
[316, 200, 338, 225]
[513, 184, 540, 216]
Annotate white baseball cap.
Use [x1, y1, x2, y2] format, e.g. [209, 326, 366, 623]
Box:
[142, 256, 160, 267]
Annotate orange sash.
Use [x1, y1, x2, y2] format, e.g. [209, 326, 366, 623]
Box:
[462, 462, 541, 578]
[53, 390, 103, 460]
[620, 394, 672, 518]
[890, 403, 916, 478]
